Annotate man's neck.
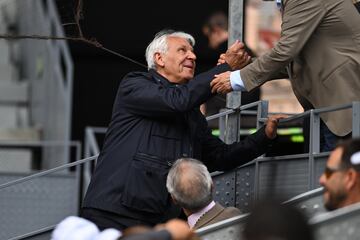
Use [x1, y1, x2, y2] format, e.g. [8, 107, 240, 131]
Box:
[184, 208, 193, 217]
[186, 201, 216, 228]
[339, 189, 360, 209]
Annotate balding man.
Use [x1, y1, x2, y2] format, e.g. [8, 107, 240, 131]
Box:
[166, 158, 241, 229]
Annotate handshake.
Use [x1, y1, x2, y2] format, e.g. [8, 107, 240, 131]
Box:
[210, 40, 251, 94]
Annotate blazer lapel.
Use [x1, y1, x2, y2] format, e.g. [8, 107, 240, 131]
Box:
[193, 203, 225, 229]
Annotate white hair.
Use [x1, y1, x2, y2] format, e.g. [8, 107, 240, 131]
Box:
[166, 158, 213, 212]
[145, 30, 195, 70]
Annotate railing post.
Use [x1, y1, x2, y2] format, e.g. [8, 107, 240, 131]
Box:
[352, 101, 360, 138]
[256, 100, 268, 130]
[74, 141, 82, 214]
[224, 92, 242, 144]
[219, 109, 226, 141]
[309, 110, 320, 154]
[226, 0, 244, 143]
[229, 0, 245, 45]
[309, 110, 320, 190]
[254, 101, 268, 200]
[83, 128, 93, 198]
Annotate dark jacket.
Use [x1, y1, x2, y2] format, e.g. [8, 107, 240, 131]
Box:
[82, 64, 273, 225]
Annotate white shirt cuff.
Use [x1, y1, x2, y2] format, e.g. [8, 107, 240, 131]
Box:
[230, 70, 246, 91]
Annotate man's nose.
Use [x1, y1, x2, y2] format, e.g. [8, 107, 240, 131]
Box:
[187, 51, 196, 60]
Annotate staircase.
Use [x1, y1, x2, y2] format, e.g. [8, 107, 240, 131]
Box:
[0, 0, 78, 239]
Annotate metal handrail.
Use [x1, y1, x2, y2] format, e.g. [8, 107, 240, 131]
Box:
[0, 140, 82, 169]
[83, 101, 360, 157]
[8, 225, 56, 240]
[258, 102, 354, 123]
[0, 155, 97, 190]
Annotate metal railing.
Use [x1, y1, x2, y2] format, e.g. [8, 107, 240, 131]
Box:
[82, 101, 359, 211]
[0, 140, 82, 171]
[5, 101, 357, 239]
[196, 196, 360, 240]
[0, 151, 96, 240]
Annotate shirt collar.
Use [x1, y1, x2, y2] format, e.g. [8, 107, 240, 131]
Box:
[187, 201, 216, 229]
[149, 69, 174, 87]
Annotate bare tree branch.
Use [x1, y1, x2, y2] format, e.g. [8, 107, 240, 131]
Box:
[0, 0, 147, 69]
[0, 33, 147, 68]
[75, 0, 84, 38]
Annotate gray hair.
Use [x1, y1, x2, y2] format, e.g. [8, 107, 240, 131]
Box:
[166, 158, 213, 212]
[145, 30, 195, 70]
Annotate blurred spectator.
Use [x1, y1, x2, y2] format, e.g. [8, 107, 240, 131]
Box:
[121, 225, 152, 237]
[242, 200, 314, 240]
[319, 138, 360, 211]
[51, 216, 121, 240]
[201, 10, 260, 129]
[51, 216, 194, 240]
[166, 158, 241, 229]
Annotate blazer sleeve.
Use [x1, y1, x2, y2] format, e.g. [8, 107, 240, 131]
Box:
[200, 125, 274, 172]
[240, 0, 326, 91]
[119, 64, 231, 117]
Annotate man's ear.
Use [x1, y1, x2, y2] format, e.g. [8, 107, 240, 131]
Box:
[154, 52, 165, 67]
[345, 169, 358, 190]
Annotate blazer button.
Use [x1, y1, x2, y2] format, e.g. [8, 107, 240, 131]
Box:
[167, 161, 172, 166]
[182, 153, 188, 157]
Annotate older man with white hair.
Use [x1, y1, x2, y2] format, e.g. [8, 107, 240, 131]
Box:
[81, 29, 284, 230]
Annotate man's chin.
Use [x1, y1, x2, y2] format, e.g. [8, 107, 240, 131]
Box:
[184, 74, 194, 81]
[324, 201, 337, 211]
[323, 192, 332, 210]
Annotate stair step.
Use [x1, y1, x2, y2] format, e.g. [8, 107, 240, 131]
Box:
[0, 149, 32, 172]
[0, 0, 18, 26]
[0, 40, 11, 64]
[0, 128, 40, 141]
[0, 62, 19, 81]
[0, 82, 28, 103]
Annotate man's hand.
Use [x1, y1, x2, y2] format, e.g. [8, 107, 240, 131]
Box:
[224, 40, 251, 70]
[155, 219, 194, 240]
[217, 53, 226, 65]
[210, 71, 232, 94]
[265, 114, 288, 139]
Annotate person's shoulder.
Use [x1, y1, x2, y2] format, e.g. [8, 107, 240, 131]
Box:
[224, 206, 242, 215]
[120, 71, 154, 88]
[123, 71, 151, 80]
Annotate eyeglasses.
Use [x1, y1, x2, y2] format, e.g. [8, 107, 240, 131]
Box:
[323, 165, 347, 179]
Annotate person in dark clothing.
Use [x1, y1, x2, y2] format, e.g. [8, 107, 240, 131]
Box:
[81, 29, 284, 231]
[201, 11, 260, 129]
